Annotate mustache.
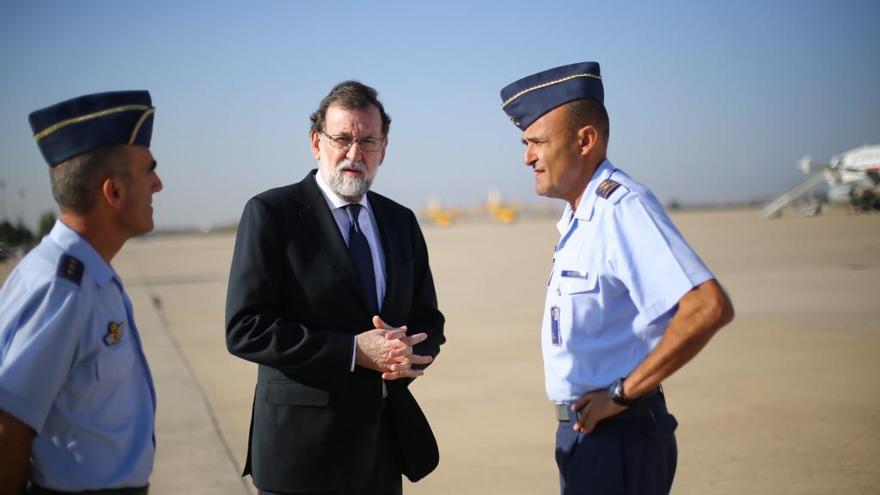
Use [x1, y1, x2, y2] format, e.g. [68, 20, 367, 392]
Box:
[337, 160, 366, 172]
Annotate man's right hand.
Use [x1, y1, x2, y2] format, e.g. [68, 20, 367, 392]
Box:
[355, 316, 433, 380]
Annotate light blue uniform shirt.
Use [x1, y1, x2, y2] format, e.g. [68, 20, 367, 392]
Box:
[0, 220, 155, 490]
[543, 160, 714, 403]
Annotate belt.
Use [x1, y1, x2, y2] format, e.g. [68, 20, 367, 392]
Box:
[27, 484, 149, 495]
[554, 386, 662, 422]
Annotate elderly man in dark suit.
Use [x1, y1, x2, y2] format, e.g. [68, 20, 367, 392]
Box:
[226, 80, 445, 495]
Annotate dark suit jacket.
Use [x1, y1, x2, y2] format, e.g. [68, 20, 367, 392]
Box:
[225, 170, 445, 493]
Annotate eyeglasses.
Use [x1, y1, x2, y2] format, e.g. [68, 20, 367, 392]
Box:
[321, 132, 386, 152]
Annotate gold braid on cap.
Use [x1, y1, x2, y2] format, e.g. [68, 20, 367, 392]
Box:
[129, 108, 155, 144]
[501, 73, 602, 109]
[33, 104, 154, 141]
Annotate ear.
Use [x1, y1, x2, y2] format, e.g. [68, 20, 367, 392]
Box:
[101, 176, 125, 210]
[576, 125, 599, 157]
[310, 132, 321, 161]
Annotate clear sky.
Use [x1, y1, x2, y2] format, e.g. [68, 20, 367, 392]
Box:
[1, 0, 878, 229]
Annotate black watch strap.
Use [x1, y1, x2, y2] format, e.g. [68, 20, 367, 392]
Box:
[608, 377, 635, 407]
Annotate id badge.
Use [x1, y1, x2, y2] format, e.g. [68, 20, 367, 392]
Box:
[550, 306, 561, 346]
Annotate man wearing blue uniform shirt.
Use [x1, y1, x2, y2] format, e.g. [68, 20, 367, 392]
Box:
[0, 91, 163, 495]
[500, 62, 735, 494]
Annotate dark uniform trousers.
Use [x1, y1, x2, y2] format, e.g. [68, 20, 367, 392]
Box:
[555, 392, 678, 495]
[259, 408, 402, 495]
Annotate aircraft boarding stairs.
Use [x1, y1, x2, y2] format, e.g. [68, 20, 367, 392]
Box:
[762, 173, 827, 219]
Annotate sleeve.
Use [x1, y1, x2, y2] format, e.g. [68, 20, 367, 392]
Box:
[224, 196, 354, 394]
[406, 210, 446, 366]
[608, 193, 714, 325]
[0, 280, 86, 432]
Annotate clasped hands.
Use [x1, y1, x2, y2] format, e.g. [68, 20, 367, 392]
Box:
[355, 316, 433, 380]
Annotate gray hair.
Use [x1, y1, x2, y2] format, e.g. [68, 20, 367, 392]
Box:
[50, 145, 131, 214]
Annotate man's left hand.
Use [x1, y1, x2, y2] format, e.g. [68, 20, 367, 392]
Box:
[571, 390, 627, 433]
[373, 316, 434, 381]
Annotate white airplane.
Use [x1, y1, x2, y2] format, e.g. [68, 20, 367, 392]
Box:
[762, 144, 880, 218]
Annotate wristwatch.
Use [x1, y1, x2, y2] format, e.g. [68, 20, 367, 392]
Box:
[608, 377, 635, 407]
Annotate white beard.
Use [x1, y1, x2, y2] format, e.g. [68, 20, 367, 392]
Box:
[329, 160, 373, 202]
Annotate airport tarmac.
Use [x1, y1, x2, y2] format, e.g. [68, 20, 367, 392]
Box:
[2, 208, 879, 494]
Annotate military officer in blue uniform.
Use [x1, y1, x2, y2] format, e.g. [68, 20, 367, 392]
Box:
[0, 91, 163, 495]
[500, 62, 735, 494]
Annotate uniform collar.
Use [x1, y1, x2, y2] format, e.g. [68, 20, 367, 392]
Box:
[48, 219, 116, 288]
[315, 168, 373, 213]
[556, 159, 616, 235]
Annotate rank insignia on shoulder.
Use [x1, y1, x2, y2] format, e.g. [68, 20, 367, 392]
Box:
[57, 254, 84, 285]
[104, 321, 125, 346]
[596, 179, 621, 199]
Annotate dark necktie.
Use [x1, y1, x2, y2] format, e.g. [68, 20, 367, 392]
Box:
[344, 204, 379, 314]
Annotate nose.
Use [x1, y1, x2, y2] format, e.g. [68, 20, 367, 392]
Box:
[524, 143, 537, 167]
[152, 172, 163, 193]
[345, 141, 365, 161]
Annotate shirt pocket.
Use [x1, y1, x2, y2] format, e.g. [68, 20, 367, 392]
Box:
[558, 270, 598, 295]
[95, 344, 135, 381]
[558, 270, 603, 337]
[91, 344, 137, 429]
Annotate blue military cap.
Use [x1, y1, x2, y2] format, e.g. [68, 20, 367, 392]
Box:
[500, 61, 603, 131]
[28, 90, 154, 167]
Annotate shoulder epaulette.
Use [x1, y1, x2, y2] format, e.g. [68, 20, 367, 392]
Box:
[596, 178, 630, 205]
[596, 179, 622, 199]
[56, 254, 84, 286]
